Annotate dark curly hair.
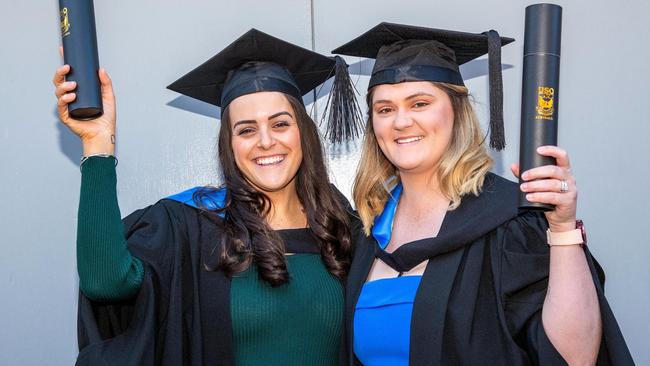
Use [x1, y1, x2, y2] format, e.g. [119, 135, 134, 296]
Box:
[195, 94, 352, 286]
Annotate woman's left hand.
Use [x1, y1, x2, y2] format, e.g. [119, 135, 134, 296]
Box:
[510, 146, 578, 232]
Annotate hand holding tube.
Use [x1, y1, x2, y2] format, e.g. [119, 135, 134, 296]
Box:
[53, 60, 116, 156]
[511, 146, 577, 232]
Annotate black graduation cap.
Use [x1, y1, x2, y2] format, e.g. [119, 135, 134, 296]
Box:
[168, 28, 362, 143]
[332, 22, 514, 150]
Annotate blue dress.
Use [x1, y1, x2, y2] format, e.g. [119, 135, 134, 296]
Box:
[354, 275, 422, 366]
[353, 183, 423, 365]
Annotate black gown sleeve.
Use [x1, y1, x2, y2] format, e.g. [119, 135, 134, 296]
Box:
[499, 211, 634, 365]
[329, 183, 361, 366]
[76, 200, 188, 365]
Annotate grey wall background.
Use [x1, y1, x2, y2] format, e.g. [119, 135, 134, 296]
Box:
[1, 0, 648, 364]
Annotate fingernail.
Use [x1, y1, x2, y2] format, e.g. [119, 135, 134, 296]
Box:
[526, 194, 533, 200]
[520, 183, 528, 191]
[536, 146, 544, 153]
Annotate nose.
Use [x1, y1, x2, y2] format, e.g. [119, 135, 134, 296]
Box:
[257, 126, 276, 150]
[393, 108, 414, 130]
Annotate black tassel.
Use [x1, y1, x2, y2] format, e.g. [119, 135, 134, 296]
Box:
[321, 56, 364, 144]
[485, 30, 506, 151]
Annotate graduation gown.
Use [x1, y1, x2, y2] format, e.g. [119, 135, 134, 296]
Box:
[76, 190, 349, 366]
[76, 198, 240, 365]
[345, 173, 634, 366]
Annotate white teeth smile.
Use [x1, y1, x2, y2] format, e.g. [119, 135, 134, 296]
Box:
[255, 155, 285, 166]
[396, 136, 423, 144]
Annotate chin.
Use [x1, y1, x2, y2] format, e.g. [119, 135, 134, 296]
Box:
[389, 158, 426, 172]
[248, 174, 295, 193]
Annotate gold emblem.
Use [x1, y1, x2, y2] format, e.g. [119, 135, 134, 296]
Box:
[60, 7, 70, 37]
[535, 86, 554, 120]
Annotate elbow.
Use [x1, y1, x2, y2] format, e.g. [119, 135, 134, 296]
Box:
[78, 257, 144, 301]
[79, 275, 140, 302]
[571, 316, 602, 366]
[562, 349, 600, 366]
[79, 280, 115, 302]
[544, 310, 603, 366]
[79, 280, 108, 301]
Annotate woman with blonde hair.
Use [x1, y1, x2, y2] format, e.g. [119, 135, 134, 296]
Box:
[333, 23, 632, 365]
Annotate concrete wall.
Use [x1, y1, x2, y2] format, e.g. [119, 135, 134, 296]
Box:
[1, 0, 647, 364]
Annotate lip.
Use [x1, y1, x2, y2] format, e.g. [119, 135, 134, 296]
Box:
[253, 154, 287, 166]
[394, 136, 424, 145]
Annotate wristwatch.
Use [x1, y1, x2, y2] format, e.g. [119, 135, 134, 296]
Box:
[546, 220, 587, 247]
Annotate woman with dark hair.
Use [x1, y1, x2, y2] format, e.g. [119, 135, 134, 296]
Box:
[53, 29, 361, 365]
[333, 23, 633, 365]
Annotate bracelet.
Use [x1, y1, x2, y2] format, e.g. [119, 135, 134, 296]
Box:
[80, 153, 118, 171]
[546, 220, 586, 247]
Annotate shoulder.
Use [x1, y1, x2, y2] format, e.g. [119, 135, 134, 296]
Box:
[164, 186, 227, 211]
[500, 210, 549, 256]
[474, 173, 548, 252]
[481, 172, 519, 197]
[460, 172, 520, 216]
[123, 186, 226, 236]
[122, 189, 227, 269]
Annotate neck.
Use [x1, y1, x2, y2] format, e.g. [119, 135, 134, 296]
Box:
[263, 181, 306, 229]
[398, 169, 448, 210]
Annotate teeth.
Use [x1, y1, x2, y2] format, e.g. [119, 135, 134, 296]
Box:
[256, 155, 285, 165]
[396, 136, 423, 144]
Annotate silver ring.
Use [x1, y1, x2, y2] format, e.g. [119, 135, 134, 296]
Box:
[560, 180, 569, 193]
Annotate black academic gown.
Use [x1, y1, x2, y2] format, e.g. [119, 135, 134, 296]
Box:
[345, 173, 634, 366]
[75, 196, 350, 366]
[76, 199, 237, 365]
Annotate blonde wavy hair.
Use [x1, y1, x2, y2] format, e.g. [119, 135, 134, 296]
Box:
[353, 82, 493, 235]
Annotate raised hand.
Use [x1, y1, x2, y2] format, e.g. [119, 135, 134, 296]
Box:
[53, 47, 117, 156]
[511, 146, 578, 232]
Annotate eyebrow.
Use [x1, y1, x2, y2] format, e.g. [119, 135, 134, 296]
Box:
[232, 120, 256, 129]
[405, 92, 434, 100]
[373, 92, 435, 106]
[269, 111, 293, 120]
[233, 111, 293, 129]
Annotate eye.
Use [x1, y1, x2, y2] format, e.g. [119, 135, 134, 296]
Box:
[376, 106, 393, 114]
[412, 101, 430, 109]
[236, 127, 255, 136]
[273, 120, 290, 129]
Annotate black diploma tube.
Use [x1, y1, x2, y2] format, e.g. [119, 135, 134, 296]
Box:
[58, 0, 103, 119]
[519, 3, 562, 210]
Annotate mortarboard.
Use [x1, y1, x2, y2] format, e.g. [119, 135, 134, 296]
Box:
[332, 22, 514, 150]
[168, 28, 362, 143]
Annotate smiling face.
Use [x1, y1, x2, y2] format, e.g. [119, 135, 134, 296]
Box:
[370, 81, 455, 176]
[227, 91, 303, 194]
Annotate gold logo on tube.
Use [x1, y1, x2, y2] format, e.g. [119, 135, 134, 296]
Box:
[535, 86, 554, 120]
[60, 7, 71, 37]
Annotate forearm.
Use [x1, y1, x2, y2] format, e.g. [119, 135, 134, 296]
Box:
[542, 245, 601, 365]
[77, 156, 143, 301]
